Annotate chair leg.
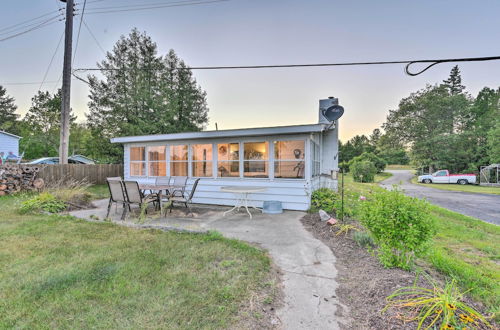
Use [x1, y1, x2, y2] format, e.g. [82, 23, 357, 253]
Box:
[106, 198, 112, 219]
[121, 204, 128, 221]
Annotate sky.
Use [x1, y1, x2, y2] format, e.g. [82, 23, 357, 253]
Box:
[1, 0, 500, 141]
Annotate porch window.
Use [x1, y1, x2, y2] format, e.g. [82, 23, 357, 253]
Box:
[312, 142, 320, 176]
[243, 142, 268, 178]
[130, 146, 146, 176]
[192, 144, 213, 177]
[217, 143, 240, 177]
[274, 140, 305, 179]
[148, 146, 166, 177]
[170, 145, 188, 176]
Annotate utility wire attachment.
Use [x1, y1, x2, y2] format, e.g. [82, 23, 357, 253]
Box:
[405, 56, 500, 76]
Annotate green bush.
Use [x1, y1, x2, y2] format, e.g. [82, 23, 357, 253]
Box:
[358, 188, 435, 270]
[349, 152, 386, 173]
[19, 192, 66, 214]
[353, 231, 375, 248]
[350, 159, 377, 183]
[311, 188, 337, 213]
[311, 188, 361, 219]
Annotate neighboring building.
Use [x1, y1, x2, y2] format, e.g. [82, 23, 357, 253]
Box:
[111, 98, 341, 211]
[0, 130, 21, 158]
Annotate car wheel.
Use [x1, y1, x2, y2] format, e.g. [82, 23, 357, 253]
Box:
[423, 179, 432, 184]
[458, 179, 468, 185]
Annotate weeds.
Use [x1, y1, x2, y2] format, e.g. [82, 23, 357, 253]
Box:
[332, 223, 359, 237]
[383, 276, 492, 329]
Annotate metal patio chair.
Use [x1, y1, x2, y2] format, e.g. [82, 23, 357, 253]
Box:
[106, 178, 126, 219]
[122, 181, 158, 220]
[165, 178, 200, 215]
[170, 176, 188, 197]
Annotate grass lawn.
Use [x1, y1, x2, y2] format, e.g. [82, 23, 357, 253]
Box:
[0, 194, 277, 329]
[410, 176, 500, 195]
[340, 173, 500, 318]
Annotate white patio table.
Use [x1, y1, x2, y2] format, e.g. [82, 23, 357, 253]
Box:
[220, 186, 267, 219]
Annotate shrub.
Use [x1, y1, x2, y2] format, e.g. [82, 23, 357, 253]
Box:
[353, 231, 375, 248]
[383, 276, 492, 329]
[349, 152, 387, 173]
[358, 188, 435, 269]
[311, 188, 337, 213]
[19, 192, 66, 214]
[350, 159, 377, 183]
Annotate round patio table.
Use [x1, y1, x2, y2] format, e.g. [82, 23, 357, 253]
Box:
[220, 186, 267, 219]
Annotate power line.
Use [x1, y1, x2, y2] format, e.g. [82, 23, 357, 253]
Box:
[0, 9, 61, 33]
[0, 13, 63, 37]
[39, 31, 65, 91]
[73, 55, 500, 76]
[86, 0, 225, 10]
[82, 19, 106, 55]
[73, 0, 88, 63]
[85, 0, 230, 14]
[2, 81, 60, 86]
[0, 17, 63, 42]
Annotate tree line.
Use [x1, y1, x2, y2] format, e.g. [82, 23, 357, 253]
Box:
[340, 66, 500, 174]
[0, 29, 208, 163]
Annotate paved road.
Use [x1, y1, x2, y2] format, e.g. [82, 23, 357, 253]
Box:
[380, 170, 500, 225]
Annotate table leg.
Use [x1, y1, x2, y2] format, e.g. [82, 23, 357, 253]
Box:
[243, 193, 252, 219]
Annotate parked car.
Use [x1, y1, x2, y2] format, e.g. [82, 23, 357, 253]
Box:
[418, 170, 476, 185]
[25, 155, 95, 165]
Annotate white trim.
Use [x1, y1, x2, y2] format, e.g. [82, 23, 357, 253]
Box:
[0, 130, 22, 139]
[111, 124, 327, 143]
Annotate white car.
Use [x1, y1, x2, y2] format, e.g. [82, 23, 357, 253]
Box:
[418, 170, 476, 185]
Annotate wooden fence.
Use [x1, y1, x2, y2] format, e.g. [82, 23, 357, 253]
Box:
[36, 164, 123, 185]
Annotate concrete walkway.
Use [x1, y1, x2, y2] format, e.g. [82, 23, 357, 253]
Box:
[381, 170, 500, 225]
[70, 201, 340, 330]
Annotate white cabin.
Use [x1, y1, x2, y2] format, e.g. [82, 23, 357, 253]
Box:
[0, 130, 21, 157]
[111, 98, 341, 211]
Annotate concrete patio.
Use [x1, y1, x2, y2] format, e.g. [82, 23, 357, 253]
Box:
[70, 199, 340, 329]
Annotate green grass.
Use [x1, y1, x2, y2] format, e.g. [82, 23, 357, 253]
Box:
[411, 177, 500, 195]
[85, 184, 110, 199]
[0, 194, 276, 329]
[340, 174, 500, 318]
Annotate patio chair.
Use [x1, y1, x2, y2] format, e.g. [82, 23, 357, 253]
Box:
[170, 176, 188, 197]
[165, 178, 200, 215]
[122, 181, 158, 220]
[106, 178, 126, 219]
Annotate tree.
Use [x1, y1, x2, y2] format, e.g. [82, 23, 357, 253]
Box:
[20, 90, 75, 159]
[86, 28, 209, 163]
[488, 120, 500, 163]
[442, 65, 465, 96]
[0, 85, 19, 134]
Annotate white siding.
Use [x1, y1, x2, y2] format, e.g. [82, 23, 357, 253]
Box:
[119, 128, 339, 211]
[0, 132, 20, 156]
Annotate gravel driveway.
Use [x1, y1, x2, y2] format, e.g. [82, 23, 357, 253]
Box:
[380, 170, 500, 225]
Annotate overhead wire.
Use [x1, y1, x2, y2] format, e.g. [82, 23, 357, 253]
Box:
[73, 55, 500, 76]
[86, 0, 226, 11]
[0, 9, 62, 33]
[39, 31, 65, 91]
[84, 0, 230, 14]
[0, 16, 64, 42]
[73, 0, 88, 63]
[82, 19, 107, 55]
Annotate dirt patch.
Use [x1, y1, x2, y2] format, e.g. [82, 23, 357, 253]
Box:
[301, 214, 492, 330]
[237, 262, 284, 329]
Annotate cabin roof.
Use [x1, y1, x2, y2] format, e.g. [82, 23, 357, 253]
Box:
[110, 123, 330, 144]
[0, 130, 22, 139]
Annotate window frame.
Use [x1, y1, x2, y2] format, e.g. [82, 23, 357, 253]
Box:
[243, 141, 269, 178]
[191, 143, 214, 178]
[273, 140, 306, 179]
[129, 146, 147, 177]
[147, 145, 167, 177]
[169, 144, 189, 177]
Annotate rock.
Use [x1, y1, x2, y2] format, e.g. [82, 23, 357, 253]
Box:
[327, 218, 338, 225]
[319, 209, 330, 221]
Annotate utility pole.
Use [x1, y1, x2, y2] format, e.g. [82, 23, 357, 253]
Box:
[59, 0, 74, 164]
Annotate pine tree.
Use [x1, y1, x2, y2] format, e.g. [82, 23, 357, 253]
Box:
[0, 85, 19, 133]
[442, 65, 465, 95]
[86, 29, 209, 162]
